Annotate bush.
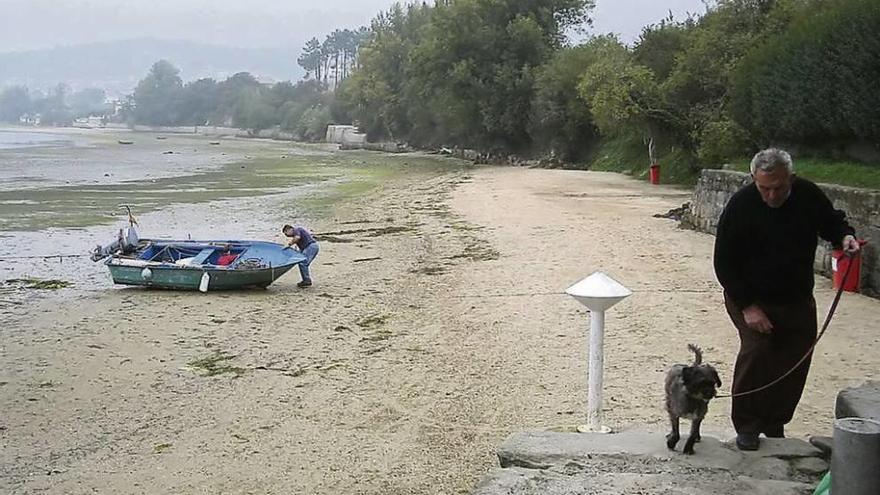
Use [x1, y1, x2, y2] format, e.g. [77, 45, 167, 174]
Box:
[731, 0, 880, 143]
[695, 119, 752, 166]
[298, 105, 333, 142]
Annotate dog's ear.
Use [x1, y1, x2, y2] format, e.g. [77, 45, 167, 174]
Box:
[712, 369, 722, 388]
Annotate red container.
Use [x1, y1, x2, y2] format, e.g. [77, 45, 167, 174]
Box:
[831, 240, 866, 292]
[649, 163, 660, 184]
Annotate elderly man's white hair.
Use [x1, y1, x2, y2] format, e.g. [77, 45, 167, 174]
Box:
[750, 148, 794, 175]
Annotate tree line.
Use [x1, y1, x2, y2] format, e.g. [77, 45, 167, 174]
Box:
[123, 27, 373, 139]
[2, 0, 876, 165]
[332, 0, 879, 167]
[297, 28, 371, 88]
[0, 84, 110, 125]
[0, 26, 372, 141]
[123, 61, 333, 141]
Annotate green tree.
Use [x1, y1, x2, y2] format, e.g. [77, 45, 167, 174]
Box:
[213, 72, 262, 126]
[337, 2, 434, 141]
[409, 0, 594, 150]
[529, 40, 606, 160]
[132, 60, 184, 125]
[178, 78, 219, 125]
[731, 0, 880, 144]
[0, 86, 32, 123]
[633, 15, 694, 82]
[577, 38, 664, 137]
[653, 0, 802, 155]
[68, 88, 108, 118]
[298, 38, 323, 82]
[34, 83, 72, 125]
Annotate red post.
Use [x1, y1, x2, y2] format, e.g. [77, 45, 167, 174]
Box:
[649, 163, 660, 184]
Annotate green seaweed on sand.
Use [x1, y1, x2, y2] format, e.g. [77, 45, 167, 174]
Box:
[188, 351, 245, 377]
[153, 443, 173, 453]
[5, 278, 72, 289]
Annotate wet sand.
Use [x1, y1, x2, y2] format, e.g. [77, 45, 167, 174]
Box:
[3, 163, 880, 494]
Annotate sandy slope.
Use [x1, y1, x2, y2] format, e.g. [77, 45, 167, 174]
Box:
[2, 166, 878, 494]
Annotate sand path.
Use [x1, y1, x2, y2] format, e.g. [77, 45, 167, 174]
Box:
[2, 166, 878, 494]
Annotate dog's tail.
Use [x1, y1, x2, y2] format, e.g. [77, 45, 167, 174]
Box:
[688, 344, 703, 365]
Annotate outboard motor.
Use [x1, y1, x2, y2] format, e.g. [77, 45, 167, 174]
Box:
[91, 205, 140, 261]
[91, 224, 140, 261]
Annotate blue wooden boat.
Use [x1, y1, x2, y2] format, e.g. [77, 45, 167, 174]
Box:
[104, 239, 306, 291]
[91, 210, 306, 291]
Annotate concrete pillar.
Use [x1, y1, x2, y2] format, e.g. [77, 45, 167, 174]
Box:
[831, 417, 880, 495]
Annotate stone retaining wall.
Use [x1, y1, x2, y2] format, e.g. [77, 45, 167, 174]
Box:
[689, 169, 880, 294]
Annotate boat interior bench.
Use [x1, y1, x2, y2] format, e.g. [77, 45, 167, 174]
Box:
[138, 243, 243, 266]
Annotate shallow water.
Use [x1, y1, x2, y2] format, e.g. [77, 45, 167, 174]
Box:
[0, 128, 262, 191]
[0, 128, 467, 312]
[0, 129, 342, 230]
[0, 129, 74, 150]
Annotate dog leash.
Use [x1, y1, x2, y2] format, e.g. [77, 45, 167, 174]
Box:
[716, 253, 855, 399]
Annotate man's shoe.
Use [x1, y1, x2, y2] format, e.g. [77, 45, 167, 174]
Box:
[297, 281, 313, 288]
[763, 425, 785, 438]
[736, 433, 760, 451]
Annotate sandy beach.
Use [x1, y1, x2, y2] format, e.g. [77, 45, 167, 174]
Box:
[3, 154, 880, 494]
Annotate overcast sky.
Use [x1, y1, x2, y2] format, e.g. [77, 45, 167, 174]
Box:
[0, 0, 708, 52]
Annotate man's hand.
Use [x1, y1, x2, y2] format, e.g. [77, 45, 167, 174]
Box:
[742, 305, 773, 334]
[842, 235, 861, 256]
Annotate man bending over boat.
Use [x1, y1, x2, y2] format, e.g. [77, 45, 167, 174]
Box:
[282, 224, 320, 288]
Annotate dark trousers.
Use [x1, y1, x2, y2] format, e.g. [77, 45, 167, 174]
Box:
[724, 293, 817, 434]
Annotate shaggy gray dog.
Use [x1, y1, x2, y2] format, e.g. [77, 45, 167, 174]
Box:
[665, 344, 722, 455]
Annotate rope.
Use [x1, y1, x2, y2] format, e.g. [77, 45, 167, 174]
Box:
[0, 254, 90, 261]
[716, 253, 855, 399]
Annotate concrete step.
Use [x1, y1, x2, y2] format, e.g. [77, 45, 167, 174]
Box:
[474, 429, 826, 495]
[836, 380, 880, 421]
[474, 466, 815, 495]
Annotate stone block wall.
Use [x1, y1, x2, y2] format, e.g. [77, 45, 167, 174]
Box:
[690, 169, 880, 294]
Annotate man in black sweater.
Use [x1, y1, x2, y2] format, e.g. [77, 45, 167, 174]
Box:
[714, 148, 860, 451]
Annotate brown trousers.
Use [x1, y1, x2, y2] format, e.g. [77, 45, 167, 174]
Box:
[724, 293, 818, 434]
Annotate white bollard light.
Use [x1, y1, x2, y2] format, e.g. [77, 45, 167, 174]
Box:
[566, 272, 631, 433]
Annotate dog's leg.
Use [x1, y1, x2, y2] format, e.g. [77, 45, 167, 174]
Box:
[683, 417, 703, 455]
[666, 414, 680, 450]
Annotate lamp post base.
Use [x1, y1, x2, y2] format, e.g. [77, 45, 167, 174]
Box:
[577, 424, 612, 434]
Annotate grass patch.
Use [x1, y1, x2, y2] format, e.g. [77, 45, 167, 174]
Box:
[727, 157, 880, 190]
[298, 152, 471, 217]
[5, 277, 72, 289]
[584, 134, 701, 185]
[188, 351, 245, 377]
[580, 135, 880, 190]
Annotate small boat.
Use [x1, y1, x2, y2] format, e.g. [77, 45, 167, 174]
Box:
[118, 140, 134, 145]
[91, 208, 305, 291]
[208, 141, 221, 145]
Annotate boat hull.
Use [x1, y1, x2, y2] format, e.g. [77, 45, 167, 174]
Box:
[107, 264, 297, 290]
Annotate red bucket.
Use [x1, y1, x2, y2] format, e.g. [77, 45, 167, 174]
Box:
[832, 240, 867, 292]
[649, 163, 660, 185]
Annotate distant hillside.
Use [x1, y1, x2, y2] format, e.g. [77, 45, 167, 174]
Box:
[0, 38, 304, 96]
